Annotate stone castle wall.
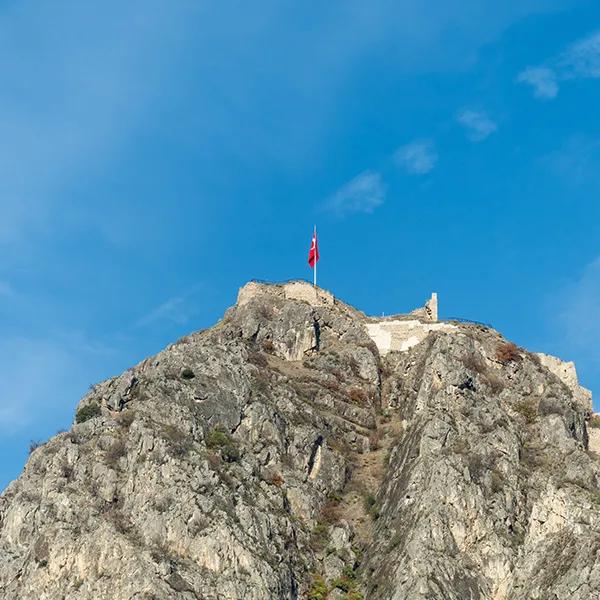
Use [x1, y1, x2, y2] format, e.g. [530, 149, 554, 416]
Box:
[237, 281, 594, 413]
[535, 352, 593, 414]
[237, 281, 445, 356]
[237, 280, 334, 307]
[365, 318, 456, 355]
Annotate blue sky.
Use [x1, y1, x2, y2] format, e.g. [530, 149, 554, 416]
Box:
[2, 0, 600, 489]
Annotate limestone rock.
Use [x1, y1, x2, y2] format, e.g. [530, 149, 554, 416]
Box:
[0, 281, 599, 599]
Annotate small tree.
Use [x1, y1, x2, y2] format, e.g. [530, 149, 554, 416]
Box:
[75, 403, 101, 424]
[205, 428, 240, 462]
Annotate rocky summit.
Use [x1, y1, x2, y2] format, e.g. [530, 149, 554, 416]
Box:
[1, 281, 600, 600]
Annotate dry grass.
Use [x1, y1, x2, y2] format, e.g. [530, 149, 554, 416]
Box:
[163, 425, 193, 457]
[463, 353, 487, 375]
[105, 439, 127, 466]
[319, 500, 342, 524]
[117, 410, 136, 429]
[368, 429, 382, 451]
[322, 378, 340, 392]
[514, 397, 538, 424]
[248, 350, 268, 368]
[347, 387, 369, 405]
[262, 339, 275, 353]
[496, 342, 522, 365]
[262, 468, 285, 487]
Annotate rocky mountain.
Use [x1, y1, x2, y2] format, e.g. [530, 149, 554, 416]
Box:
[1, 280, 600, 600]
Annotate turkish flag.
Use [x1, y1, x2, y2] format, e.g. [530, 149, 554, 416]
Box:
[308, 228, 319, 268]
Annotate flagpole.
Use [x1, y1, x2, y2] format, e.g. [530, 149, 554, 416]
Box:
[313, 225, 317, 287]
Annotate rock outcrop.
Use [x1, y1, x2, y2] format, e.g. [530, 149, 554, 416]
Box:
[1, 281, 599, 599]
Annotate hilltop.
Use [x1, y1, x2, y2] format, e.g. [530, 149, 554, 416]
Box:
[1, 281, 599, 599]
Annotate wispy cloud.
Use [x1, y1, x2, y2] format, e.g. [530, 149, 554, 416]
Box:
[456, 109, 497, 142]
[546, 257, 600, 406]
[135, 285, 206, 328]
[543, 134, 600, 187]
[555, 257, 600, 349]
[519, 30, 600, 100]
[324, 171, 386, 216]
[394, 140, 437, 174]
[560, 30, 600, 78]
[517, 67, 558, 99]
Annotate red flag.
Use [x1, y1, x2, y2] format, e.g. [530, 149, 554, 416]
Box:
[308, 228, 319, 268]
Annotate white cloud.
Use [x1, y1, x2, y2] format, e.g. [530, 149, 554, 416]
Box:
[517, 67, 559, 99]
[555, 257, 600, 349]
[324, 171, 386, 216]
[543, 135, 600, 186]
[394, 140, 438, 174]
[560, 30, 600, 78]
[456, 109, 497, 142]
[136, 295, 193, 328]
[135, 284, 206, 328]
[519, 30, 600, 101]
[546, 257, 600, 407]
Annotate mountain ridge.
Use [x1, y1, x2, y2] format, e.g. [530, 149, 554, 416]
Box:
[1, 281, 599, 599]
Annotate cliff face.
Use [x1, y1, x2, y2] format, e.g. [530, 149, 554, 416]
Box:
[1, 282, 599, 600]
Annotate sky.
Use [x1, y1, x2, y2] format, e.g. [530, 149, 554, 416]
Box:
[2, 0, 600, 489]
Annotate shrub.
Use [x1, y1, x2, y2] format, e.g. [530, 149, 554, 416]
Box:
[248, 350, 268, 368]
[331, 575, 352, 592]
[515, 398, 538, 424]
[180, 368, 195, 380]
[496, 342, 522, 365]
[380, 409, 392, 423]
[307, 574, 328, 600]
[467, 454, 485, 483]
[117, 410, 136, 429]
[348, 387, 369, 405]
[319, 500, 341, 524]
[28, 440, 43, 455]
[256, 302, 274, 320]
[520, 441, 548, 470]
[489, 469, 504, 494]
[206, 451, 221, 469]
[463, 353, 487, 375]
[331, 368, 345, 382]
[75, 403, 101, 424]
[104, 505, 132, 535]
[538, 396, 564, 417]
[310, 523, 329, 552]
[485, 372, 505, 394]
[163, 425, 193, 457]
[348, 357, 362, 378]
[331, 566, 362, 596]
[323, 378, 340, 392]
[252, 370, 271, 396]
[262, 468, 284, 487]
[369, 430, 382, 451]
[205, 428, 240, 462]
[105, 439, 127, 466]
[59, 461, 74, 481]
[363, 493, 380, 519]
[262, 339, 275, 353]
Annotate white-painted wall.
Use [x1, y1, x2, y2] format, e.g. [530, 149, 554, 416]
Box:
[365, 319, 456, 355]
